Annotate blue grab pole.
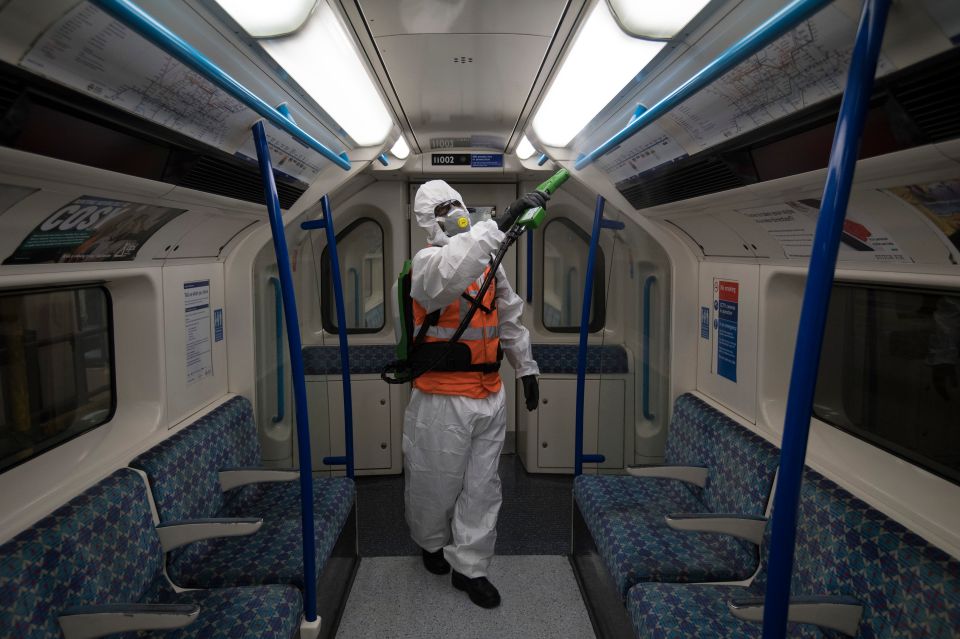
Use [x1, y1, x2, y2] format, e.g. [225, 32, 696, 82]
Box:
[761, 1, 891, 637]
[269, 277, 285, 423]
[642, 276, 656, 421]
[251, 121, 318, 621]
[537, 153, 549, 166]
[575, 0, 833, 170]
[377, 153, 390, 166]
[90, 0, 352, 171]
[318, 196, 355, 479]
[575, 195, 609, 475]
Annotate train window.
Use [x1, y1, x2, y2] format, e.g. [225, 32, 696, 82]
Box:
[0, 286, 114, 473]
[542, 218, 605, 332]
[814, 284, 960, 485]
[321, 218, 385, 333]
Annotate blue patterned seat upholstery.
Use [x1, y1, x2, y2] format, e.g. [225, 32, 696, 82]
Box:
[0, 469, 302, 639]
[531, 344, 630, 374]
[628, 468, 960, 638]
[130, 395, 355, 589]
[574, 393, 779, 598]
[303, 344, 396, 375]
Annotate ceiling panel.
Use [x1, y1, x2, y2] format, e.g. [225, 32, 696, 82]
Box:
[375, 33, 550, 149]
[358, 0, 564, 37]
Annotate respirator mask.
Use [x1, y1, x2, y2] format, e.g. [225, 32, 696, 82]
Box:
[435, 199, 472, 237]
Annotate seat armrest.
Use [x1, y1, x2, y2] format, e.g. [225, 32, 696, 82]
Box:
[156, 517, 262, 552]
[665, 513, 767, 545]
[626, 465, 708, 487]
[728, 595, 863, 636]
[59, 604, 199, 639]
[219, 467, 299, 491]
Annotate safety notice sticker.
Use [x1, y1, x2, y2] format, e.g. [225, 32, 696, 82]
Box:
[713, 279, 739, 383]
[184, 281, 213, 385]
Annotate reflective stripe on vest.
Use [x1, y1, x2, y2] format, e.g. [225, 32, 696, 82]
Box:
[411, 266, 501, 398]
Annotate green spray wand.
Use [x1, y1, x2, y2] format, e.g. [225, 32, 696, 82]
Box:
[447, 168, 570, 343]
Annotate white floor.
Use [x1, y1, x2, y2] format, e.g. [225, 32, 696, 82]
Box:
[334, 555, 597, 639]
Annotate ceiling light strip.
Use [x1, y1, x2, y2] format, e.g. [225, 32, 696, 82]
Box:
[575, 0, 834, 170]
[90, 0, 352, 170]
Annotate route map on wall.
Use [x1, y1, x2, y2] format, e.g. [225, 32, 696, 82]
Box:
[20, 3, 330, 183]
[603, 6, 896, 191]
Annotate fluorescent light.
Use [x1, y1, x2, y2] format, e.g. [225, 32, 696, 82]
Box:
[260, 2, 394, 147]
[608, 0, 710, 39]
[215, 0, 318, 38]
[516, 136, 536, 160]
[533, 3, 665, 147]
[390, 136, 410, 159]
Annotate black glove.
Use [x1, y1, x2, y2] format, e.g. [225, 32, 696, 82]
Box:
[499, 190, 550, 231]
[521, 375, 539, 412]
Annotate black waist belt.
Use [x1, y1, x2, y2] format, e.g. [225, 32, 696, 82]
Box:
[408, 342, 502, 373]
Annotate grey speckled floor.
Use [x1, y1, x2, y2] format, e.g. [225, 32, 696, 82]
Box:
[335, 555, 596, 639]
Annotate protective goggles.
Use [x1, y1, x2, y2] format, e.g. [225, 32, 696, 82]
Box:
[433, 199, 465, 218]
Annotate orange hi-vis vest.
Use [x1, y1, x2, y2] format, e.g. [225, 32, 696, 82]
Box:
[412, 267, 501, 398]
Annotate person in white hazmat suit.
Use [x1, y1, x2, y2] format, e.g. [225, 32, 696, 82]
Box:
[404, 180, 545, 608]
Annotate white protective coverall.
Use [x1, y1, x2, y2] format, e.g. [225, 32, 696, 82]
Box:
[404, 180, 539, 578]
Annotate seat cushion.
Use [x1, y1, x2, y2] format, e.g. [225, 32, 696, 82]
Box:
[167, 478, 354, 589]
[627, 583, 824, 639]
[223, 476, 355, 524]
[575, 475, 757, 597]
[146, 585, 301, 639]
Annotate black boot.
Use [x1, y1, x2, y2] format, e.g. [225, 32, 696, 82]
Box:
[452, 570, 501, 609]
[421, 548, 450, 575]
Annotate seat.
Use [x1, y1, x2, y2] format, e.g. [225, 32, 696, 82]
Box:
[574, 393, 779, 597]
[0, 468, 302, 639]
[627, 467, 960, 638]
[130, 395, 355, 589]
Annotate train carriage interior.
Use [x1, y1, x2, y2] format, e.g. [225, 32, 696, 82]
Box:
[0, 0, 958, 637]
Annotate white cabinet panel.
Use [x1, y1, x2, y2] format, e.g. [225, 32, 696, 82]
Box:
[329, 379, 392, 470]
[534, 378, 624, 472]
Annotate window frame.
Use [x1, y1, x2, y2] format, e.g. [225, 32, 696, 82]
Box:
[813, 282, 960, 487]
[540, 217, 606, 333]
[320, 216, 386, 335]
[0, 283, 116, 474]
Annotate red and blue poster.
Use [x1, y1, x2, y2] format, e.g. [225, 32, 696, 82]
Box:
[714, 279, 739, 382]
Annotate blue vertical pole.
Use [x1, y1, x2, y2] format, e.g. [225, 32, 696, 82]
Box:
[762, 1, 890, 637]
[319, 196, 356, 479]
[575, 195, 608, 475]
[252, 121, 317, 621]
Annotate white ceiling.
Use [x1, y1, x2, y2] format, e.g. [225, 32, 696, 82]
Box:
[355, 0, 572, 152]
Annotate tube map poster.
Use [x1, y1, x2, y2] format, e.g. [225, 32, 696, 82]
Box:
[4, 196, 185, 264]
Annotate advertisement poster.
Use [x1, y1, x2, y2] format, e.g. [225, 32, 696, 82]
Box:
[184, 281, 213, 385]
[736, 199, 910, 262]
[4, 196, 185, 264]
[885, 179, 960, 251]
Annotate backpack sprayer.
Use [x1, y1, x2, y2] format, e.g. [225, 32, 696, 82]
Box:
[382, 168, 571, 384]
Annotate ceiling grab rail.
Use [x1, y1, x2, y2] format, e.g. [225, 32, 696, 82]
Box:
[252, 121, 318, 623]
[269, 277, 285, 423]
[89, 0, 352, 171]
[573, 0, 833, 171]
[762, 1, 891, 638]
[302, 198, 356, 480]
[574, 196, 624, 476]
